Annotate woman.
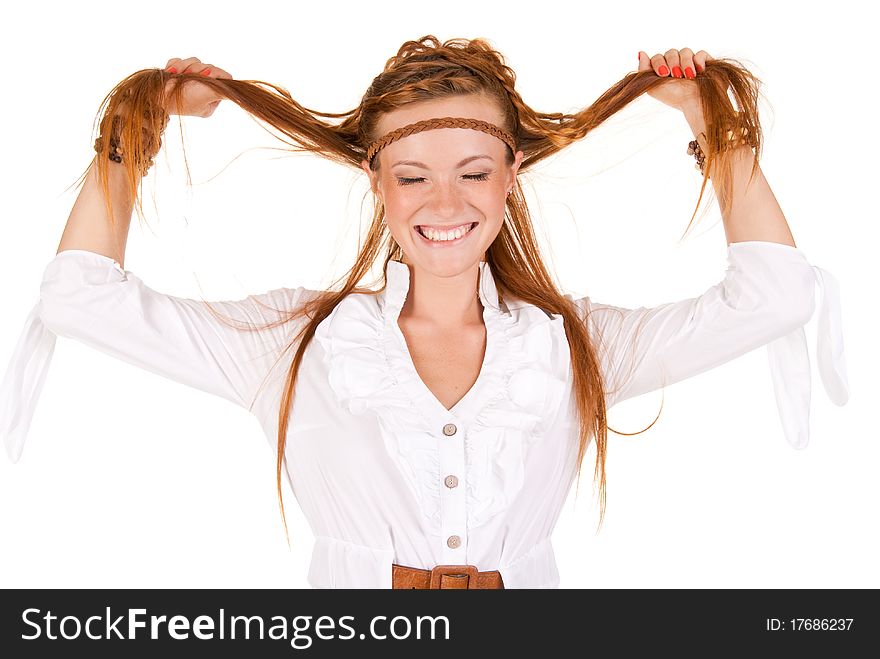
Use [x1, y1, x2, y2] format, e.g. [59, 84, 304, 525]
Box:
[0, 36, 847, 588]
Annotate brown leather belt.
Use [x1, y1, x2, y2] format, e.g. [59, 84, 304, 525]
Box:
[392, 563, 504, 589]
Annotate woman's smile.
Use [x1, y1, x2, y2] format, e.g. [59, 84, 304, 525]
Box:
[414, 221, 479, 246]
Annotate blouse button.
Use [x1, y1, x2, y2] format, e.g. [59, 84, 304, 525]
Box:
[442, 423, 457, 436]
[447, 535, 462, 549]
[444, 475, 459, 488]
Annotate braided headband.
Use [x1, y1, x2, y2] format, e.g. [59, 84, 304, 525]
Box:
[365, 116, 517, 166]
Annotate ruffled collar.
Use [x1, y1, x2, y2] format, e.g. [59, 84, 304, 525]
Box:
[381, 259, 505, 320]
[313, 258, 572, 532]
[377, 260, 507, 422]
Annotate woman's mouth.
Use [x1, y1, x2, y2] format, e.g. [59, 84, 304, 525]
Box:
[414, 222, 478, 246]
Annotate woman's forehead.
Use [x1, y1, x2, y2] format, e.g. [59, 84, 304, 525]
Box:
[374, 94, 504, 136]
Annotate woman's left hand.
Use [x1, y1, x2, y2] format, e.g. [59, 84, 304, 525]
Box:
[638, 48, 713, 113]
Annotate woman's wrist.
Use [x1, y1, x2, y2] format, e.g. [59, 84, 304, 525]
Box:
[94, 105, 169, 177]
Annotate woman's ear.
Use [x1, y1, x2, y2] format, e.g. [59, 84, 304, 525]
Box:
[509, 150, 524, 189]
[360, 158, 381, 199]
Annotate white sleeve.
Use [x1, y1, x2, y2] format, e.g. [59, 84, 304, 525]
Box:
[1, 249, 314, 463]
[575, 240, 849, 449]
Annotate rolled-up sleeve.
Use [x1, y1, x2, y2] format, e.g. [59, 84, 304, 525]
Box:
[577, 240, 849, 449]
[1, 249, 312, 463]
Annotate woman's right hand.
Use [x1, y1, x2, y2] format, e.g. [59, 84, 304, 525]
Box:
[162, 57, 233, 118]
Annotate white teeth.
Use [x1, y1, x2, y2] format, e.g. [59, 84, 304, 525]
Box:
[420, 223, 474, 242]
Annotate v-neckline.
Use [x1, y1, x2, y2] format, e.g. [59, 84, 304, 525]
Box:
[381, 260, 503, 425]
[390, 314, 490, 420]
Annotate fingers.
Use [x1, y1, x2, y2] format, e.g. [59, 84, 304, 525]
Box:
[164, 57, 201, 74]
[664, 48, 682, 78]
[640, 48, 713, 77]
[678, 48, 696, 79]
[162, 57, 233, 78]
[203, 66, 233, 80]
[159, 56, 234, 117]
[650, 52, 670, 77]
[693, 49, 713, 74]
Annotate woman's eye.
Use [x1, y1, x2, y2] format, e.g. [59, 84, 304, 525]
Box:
[395, 173, 489, 187]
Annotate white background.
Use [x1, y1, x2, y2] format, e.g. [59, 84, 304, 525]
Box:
[1, 0, 875, 589]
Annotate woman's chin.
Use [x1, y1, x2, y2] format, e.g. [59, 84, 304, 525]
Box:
[403, 248, 485, 276]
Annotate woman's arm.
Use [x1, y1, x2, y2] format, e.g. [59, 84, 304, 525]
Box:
[1, 59, 297, 463]
[683, 102, 796, 247]
[38, 250, 313, 413]
[0, 247, 314, 463]
[44, 57, 299, 413]
[579, 240, 816, 410]
[56, 56, 230, 269]
[56, 157, 133, 267]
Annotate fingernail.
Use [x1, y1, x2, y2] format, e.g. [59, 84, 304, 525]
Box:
[201, 68, 211, 76]
[166, 67, 177, 73]
[685, 66, 695, 79]
[637, 52, 642, 61]
[672, 66, 683, 78]
[696, 64, 704, 73]
[658, 65, 669, 76]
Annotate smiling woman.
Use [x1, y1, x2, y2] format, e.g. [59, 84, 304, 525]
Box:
[359, 95, 523, 290]
[0, 34, 847, 589]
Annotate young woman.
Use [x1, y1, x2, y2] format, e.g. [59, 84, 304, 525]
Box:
[0, 36, 848, 588]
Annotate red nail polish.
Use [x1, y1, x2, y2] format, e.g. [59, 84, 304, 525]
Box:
[672, 65, 683, 78]
[658, 65, 669, 76]
[166, 67, 177, 73]
[201, 68, 211, 76]
[696, 64, 704, 73]
[685, 66, 695, 79]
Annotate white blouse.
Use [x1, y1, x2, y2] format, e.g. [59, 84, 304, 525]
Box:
[0, 241, 849, 588]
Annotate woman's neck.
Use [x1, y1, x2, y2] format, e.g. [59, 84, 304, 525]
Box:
[398, 262, 484, 328]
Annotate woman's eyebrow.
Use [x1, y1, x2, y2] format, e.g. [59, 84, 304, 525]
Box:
[391, 154, 494, 169]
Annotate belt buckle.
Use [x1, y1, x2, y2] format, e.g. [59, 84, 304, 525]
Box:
[429, 564, 479, 589]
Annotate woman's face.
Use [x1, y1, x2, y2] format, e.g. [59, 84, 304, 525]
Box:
[361, 94, 524, 277]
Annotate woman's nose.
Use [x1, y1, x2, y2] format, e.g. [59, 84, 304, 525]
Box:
[427, 182, 465, 216]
